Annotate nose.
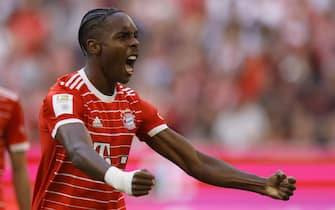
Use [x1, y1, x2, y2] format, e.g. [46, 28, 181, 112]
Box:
[130, 37, 140, 48]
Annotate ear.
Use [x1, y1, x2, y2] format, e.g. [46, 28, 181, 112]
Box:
[86, 39, 101, 55]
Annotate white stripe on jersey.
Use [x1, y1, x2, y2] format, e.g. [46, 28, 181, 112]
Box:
[125, 93, 136, 96]
[44, 200, 93, 210]
[52, 118, 84, 138]
[89, 110, 142, 114]
[10, 141, 30, 152]
[51, 181, 116, 193]
[129, 101, 139, 105]
[56, 159, 72, 164]
[148, 124, 169, 137]
[76, 81, 85, 90]
[81, 91, 125, 97]
[88, 131, 135, 137]
[70, 77, 82, 89]
[84, 100, 101, 105]
[55, 172, 105, 184]
[125, 89, 134, 93]
[109, 145, 131, 149]
[45, 191, 119, 203]
[90, 110, 121, 113]
[121, 87, 131, 91]
[44, 207, 56, 210]
[65, 73, 80, 87]
[56, 152, 65, 157]
[85, 99, 134, 105]
[87, 124, 126, 130]
[84, 115, 122, 122]
[44, 198, 125, 209]
[125, 90, 135, 95]
[55, 154, 128, 163]
[0, 87, 18, 101]
[81, 92, 91, 97]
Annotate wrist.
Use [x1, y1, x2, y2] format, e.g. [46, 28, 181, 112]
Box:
[231, 175, 267, 195]
[104, 166, 138, 195]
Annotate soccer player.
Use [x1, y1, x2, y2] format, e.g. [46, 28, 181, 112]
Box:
[0, 87, 31, 210]
[32, 8, 296, 210]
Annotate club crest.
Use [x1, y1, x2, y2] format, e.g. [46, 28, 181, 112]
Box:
[121, 109, 136, 130]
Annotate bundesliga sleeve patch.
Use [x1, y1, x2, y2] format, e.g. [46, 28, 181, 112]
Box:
[52, 94, 74, 117]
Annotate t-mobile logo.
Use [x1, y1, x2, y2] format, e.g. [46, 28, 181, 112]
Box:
[93, 142, 111, 164]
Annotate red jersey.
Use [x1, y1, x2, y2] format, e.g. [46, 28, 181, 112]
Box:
[0, 87, 29, 209]
[33, 69, 168, 210]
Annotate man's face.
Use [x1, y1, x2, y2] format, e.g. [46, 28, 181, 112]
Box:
[97, 13, 139, 84]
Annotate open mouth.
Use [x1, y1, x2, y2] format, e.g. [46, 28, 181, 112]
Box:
[125, 55, 137, 75]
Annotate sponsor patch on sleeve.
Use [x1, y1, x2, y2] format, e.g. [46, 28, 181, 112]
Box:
[52, 94, 73, 117]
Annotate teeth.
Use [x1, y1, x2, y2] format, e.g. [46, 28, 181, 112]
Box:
[128, 55, 137, 60]
[125, 65, 134, 74]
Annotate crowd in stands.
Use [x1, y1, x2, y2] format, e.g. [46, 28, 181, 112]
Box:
[0, 0, 334, 150]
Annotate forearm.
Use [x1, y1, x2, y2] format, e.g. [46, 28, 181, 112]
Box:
[192, 152, 266, 194]
[149, 129, 266, 194]
[148, 129, 296, 200]
[56, 124, 110, 181]
[12, 167, 31, 210]
[70, 145, 110, 181]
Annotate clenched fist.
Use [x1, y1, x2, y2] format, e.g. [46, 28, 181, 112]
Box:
[131, 169, 156, 197]
[264, 170, 296, 200]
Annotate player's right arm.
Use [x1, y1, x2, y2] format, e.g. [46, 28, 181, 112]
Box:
[47, 91, 154, 196]
[55, 123, 109, 181]
[56, 122, 155, 196]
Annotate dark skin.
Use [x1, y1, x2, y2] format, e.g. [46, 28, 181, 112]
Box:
[9, 151, 31, 209]
[56, 12, 296, 199]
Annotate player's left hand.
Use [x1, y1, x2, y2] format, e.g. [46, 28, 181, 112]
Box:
[264, 170, 296, 200]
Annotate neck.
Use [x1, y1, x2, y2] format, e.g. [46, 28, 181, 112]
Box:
[84, 61, 116, 96]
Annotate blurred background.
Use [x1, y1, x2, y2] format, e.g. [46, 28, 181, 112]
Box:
[1, 0, 334, 209]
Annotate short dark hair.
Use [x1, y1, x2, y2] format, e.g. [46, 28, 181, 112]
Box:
[78, 8, 122, 55]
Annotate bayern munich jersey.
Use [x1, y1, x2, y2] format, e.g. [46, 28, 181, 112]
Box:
[32, 69, 168, 210]
[0, 87, 29, 209]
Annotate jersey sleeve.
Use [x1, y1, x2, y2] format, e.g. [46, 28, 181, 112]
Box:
[4, 100, 29, 152]
[42, 90, 84, 138]
[136, 98, 168, 141]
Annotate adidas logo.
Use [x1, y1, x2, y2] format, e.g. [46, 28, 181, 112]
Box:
[92, 116, 103, 128]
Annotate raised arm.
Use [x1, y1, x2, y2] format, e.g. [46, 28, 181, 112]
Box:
[146, 128, 296, 200]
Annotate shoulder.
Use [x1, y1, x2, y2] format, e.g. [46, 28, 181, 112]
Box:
[0, 87, 20, 111]
[0, 86, 19, 102]
[117, 83, 140, 100]
[43, 71, 84, 112]
[47, 71, 84, 98]
[116, 84, 161, 115]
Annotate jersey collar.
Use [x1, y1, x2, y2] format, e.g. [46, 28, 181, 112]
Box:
[78, 68, 116, 102]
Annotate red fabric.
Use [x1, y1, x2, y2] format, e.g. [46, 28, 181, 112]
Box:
[0, 87, 28, 208]
[32, 70, 166, 210]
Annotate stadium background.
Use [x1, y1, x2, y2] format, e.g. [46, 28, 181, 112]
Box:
[1, 0, 334, 209]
